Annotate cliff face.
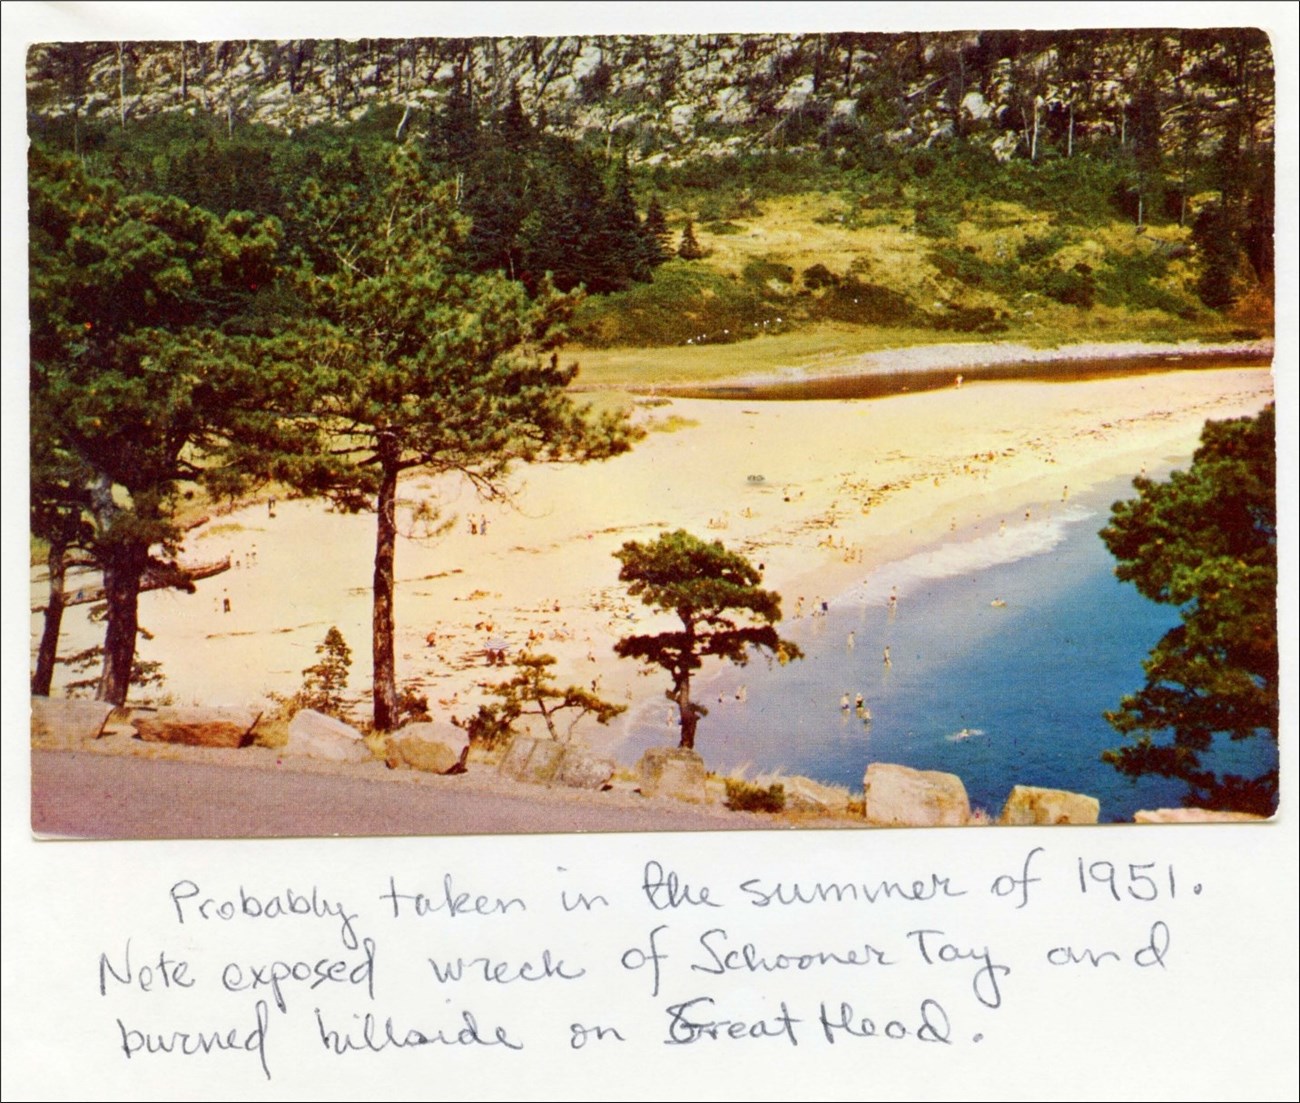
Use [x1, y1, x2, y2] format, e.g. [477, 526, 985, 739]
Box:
[26, 31, 1274, 163]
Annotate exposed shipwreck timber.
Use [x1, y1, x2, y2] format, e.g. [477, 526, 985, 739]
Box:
[32, 555, 231, 612]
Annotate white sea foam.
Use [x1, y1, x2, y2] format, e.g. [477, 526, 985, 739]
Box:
[835, 504, 1097, 608]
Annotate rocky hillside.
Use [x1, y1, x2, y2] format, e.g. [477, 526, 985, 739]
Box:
[27, 31, 1274, 166]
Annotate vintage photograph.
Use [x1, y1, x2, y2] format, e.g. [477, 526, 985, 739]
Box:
[27, 28, 1278, 838]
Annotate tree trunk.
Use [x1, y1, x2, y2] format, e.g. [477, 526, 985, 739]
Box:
[675, 674, 697, 749]
[32, 540, 67, 696]
[88, 472, 145, 706]
[116, 43, 127, 128]
[97, 545, 145, 705]
[372, 444, 400, 731]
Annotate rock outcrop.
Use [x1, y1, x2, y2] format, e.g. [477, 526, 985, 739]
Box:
[999, 785, 1100, 826]
[132, 707, 260, 748]
[863, 762, 971, 827]
[1133, 808, 1268, 824]
[498, 735, 567, 785]
[385, 722, 469, 774]
[30, 697, 114, 748]
[285, 709, 371, 764]
[756, 773, 849, 814]
[637, 747, 707, 803]
[498, 735, 615, 790]
[555, 746, 616, 791]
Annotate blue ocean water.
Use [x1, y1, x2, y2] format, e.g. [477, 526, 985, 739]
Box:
[617, 472, 1276, 823]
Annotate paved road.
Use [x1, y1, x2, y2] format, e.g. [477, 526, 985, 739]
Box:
[30, 750, 788, 839]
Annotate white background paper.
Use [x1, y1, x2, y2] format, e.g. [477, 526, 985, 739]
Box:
[4, 5, 1296, 1100]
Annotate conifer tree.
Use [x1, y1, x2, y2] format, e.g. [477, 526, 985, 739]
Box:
[641, 195, 671, 268]
[287, 146, 638, 731]
[29, 149, 285, 704]
[1100, 406, 1278, 814]
[678, 218, 705, 260]
[613, 531, 801, 750]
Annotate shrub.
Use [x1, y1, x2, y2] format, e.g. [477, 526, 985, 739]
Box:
[930, 303, 1008, 333]
[1043, 267, 1096, 309]
[812, 277, 915, 325]
[742, 257, 795, 286]
[1017, 230, 1069, 264]
[454, 704, 513, 749]
[802, 263, 838, 290]
[725, 778, 786, 813]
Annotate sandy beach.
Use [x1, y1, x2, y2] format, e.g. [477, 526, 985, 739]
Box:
[31, 352, 1275, 767]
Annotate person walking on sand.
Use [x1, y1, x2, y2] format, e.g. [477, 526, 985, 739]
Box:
[883, 645, 892, 667]
[847, 630, 856, 650]
[841, 693, 851, 712]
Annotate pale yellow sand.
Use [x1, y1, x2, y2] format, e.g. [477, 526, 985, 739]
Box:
[32, 361, 1274, 758]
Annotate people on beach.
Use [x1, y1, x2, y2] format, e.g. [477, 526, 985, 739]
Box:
[840, 694, 851, 711]
[847, 630, 855, 650]
[883, 645, 892, 667]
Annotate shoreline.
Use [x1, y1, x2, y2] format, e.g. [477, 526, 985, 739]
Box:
[574, 337, 1274, 392]
[30, 354, 1275, 779]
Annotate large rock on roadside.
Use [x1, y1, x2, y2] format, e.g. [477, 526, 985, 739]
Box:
[555, 746, 616, 790]
[286, 709, 371, 763]
[1134, 808, 1268, 824]
[498, 735, 566, 785]
[638, 747, 707, 803]
[30, 697, 114, 748]
[999, 785, 1100, 826]
[863, 762, 971, 827]
[757, 773, 849, 814]
[385, 722, 469, 774]
[132, 707, 260, 749]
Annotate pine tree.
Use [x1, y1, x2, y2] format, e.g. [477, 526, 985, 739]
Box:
[613, 531, 801, 750]
[678, 218, 705, 260]
[29, 149, 285, 704]
[485, 652, 626, 742]
[1100, 406, 1278, 814]
[641, 195, 671, 268]
[286, 146, 638, 731]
